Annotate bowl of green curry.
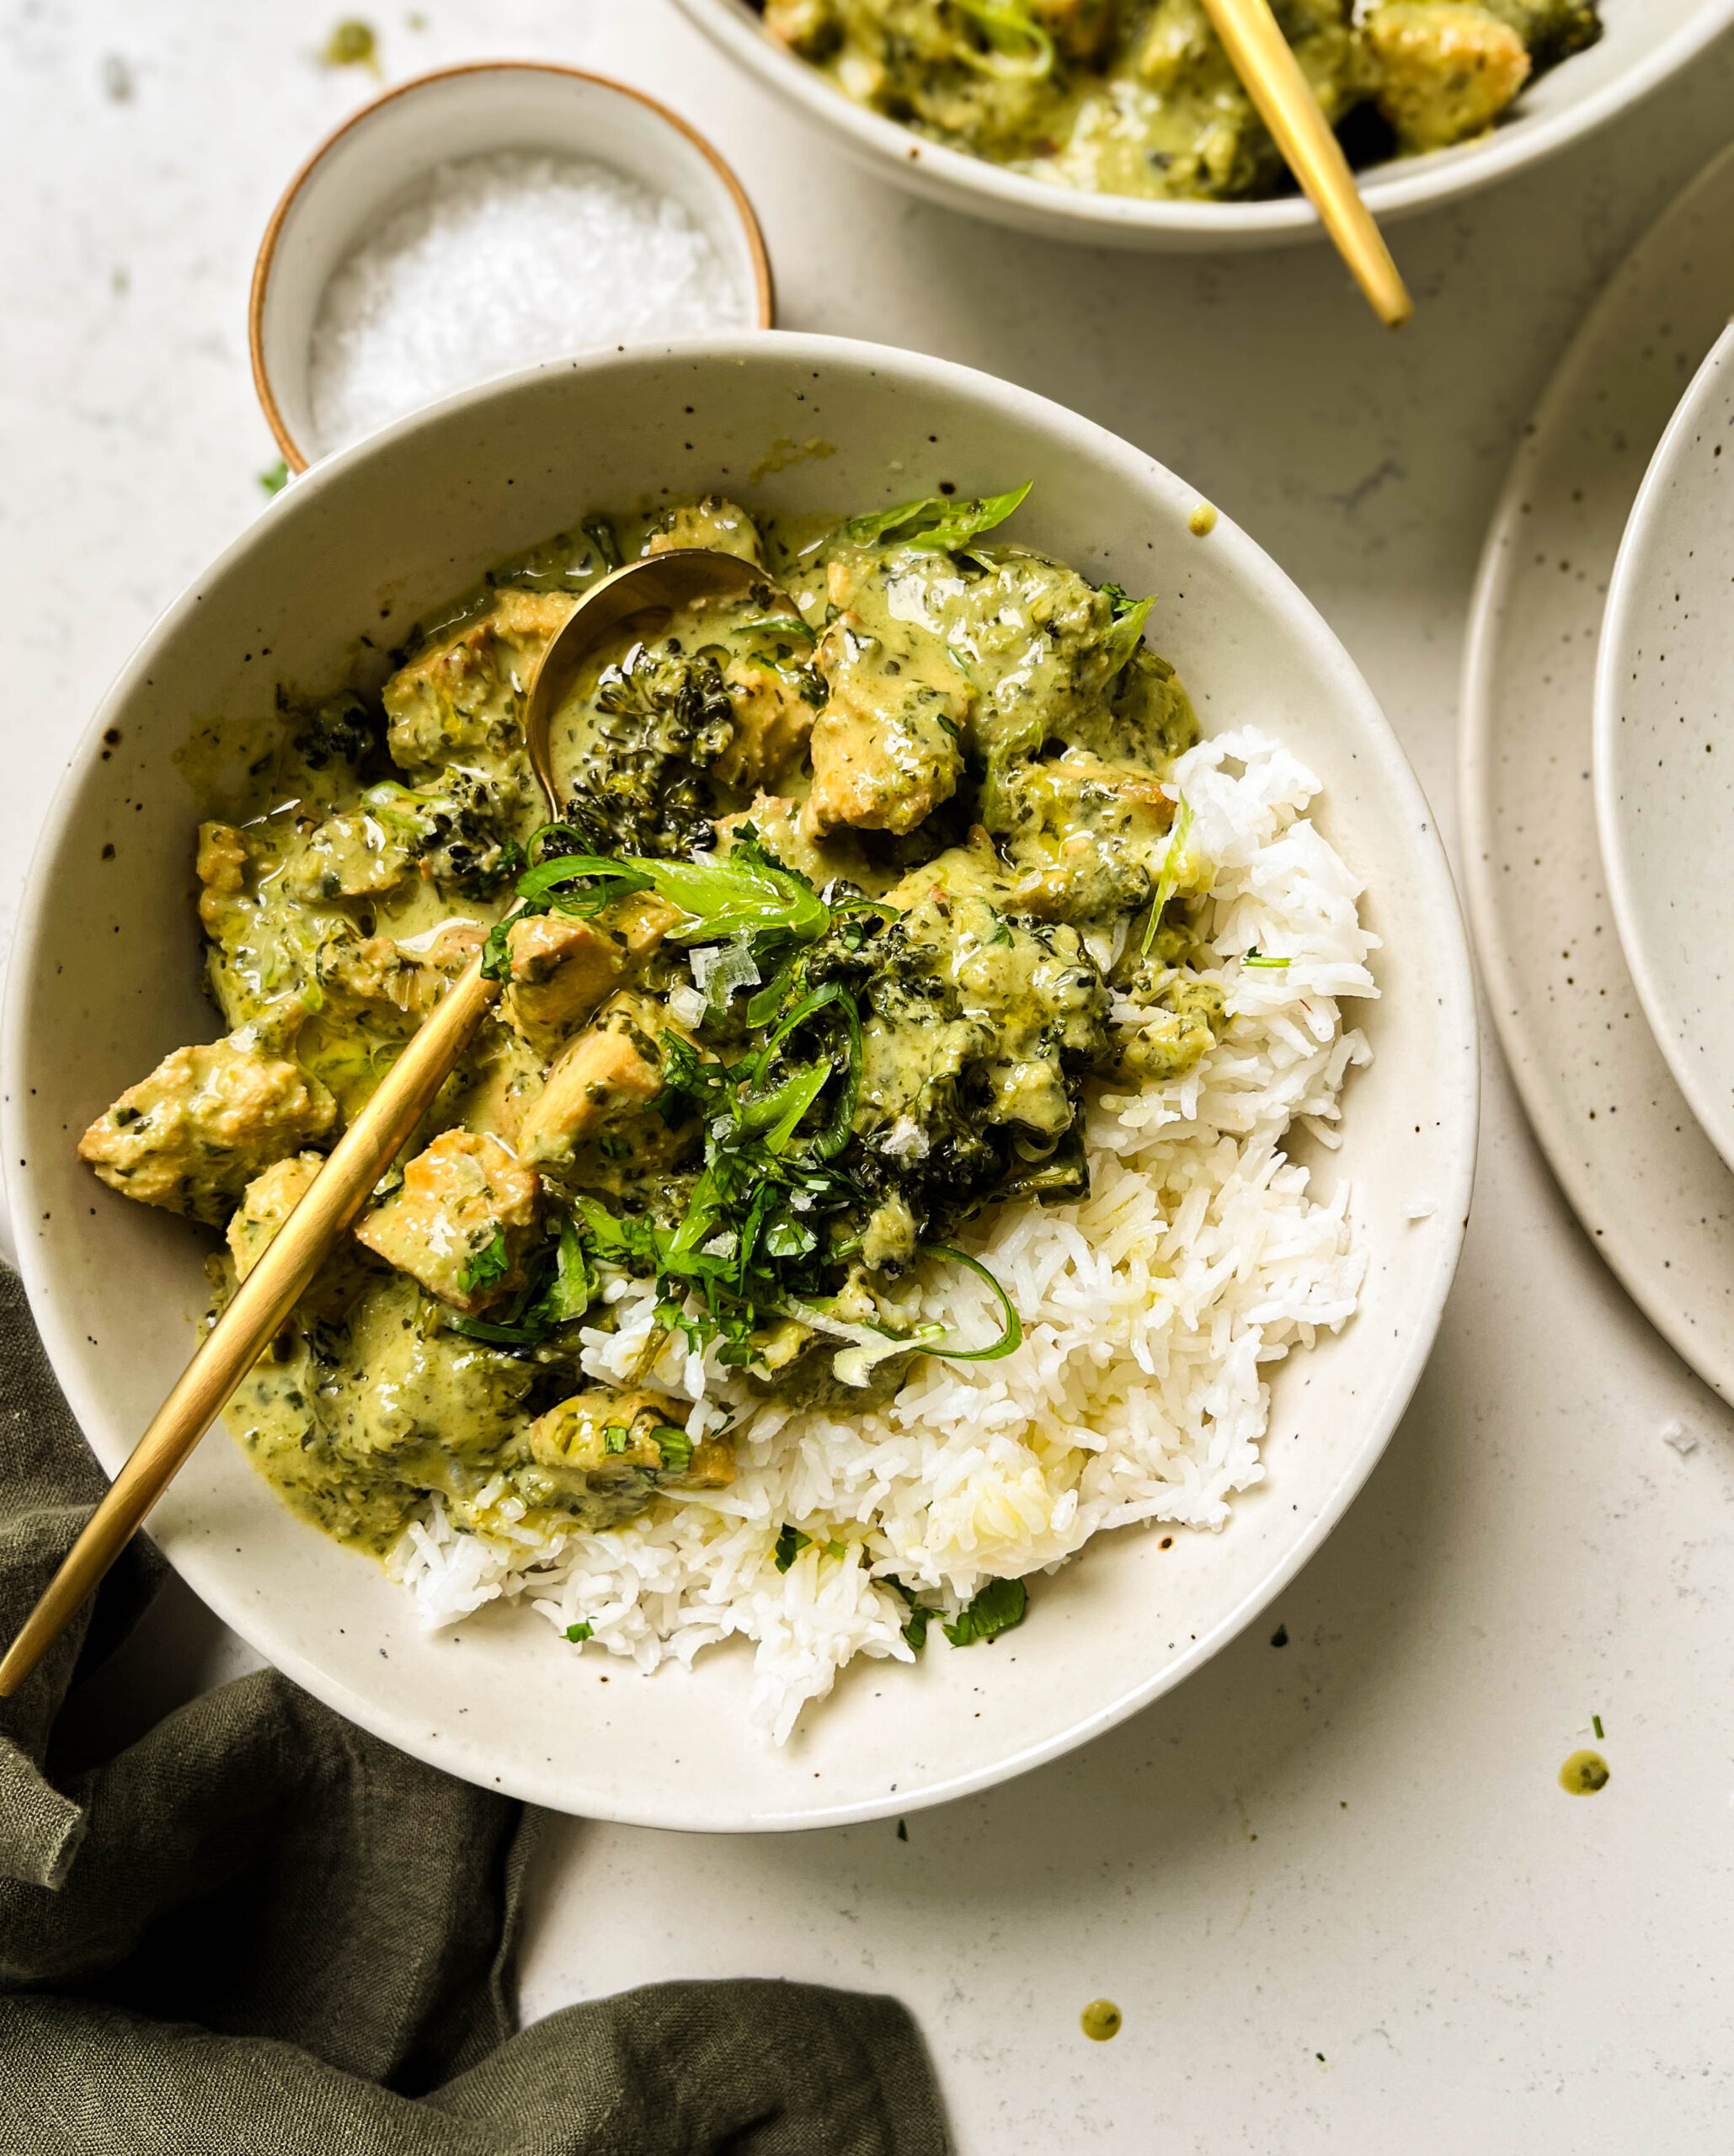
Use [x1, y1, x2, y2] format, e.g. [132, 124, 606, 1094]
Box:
[3, 334, 1475, 1823]
[672, 0, 1734, 248]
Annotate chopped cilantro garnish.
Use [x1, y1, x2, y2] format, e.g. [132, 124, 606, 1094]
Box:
[259, 459, 290, 497]
[885, 1574, 933, 1650]
[942, 1577, 1027, 1647]
[456, 1223, 510, 1297]
[773, 1524, 810, 1573]
[564, 1622, 592, 1643]
[652, 1425, 694, 1473]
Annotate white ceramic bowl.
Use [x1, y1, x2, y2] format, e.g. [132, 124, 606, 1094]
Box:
[250, 62, 775, 470]
[1594, 321, 1734, 1171]
[672, 0, 1734, 250]
[3, 334, 1476, 1828]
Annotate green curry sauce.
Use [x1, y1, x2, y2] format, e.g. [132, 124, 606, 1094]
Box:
[81, 486, 1222, 1562]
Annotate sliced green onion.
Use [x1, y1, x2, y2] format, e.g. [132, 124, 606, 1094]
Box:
[1140, 797, 1194, 959]
[952, 0, 1054, 78]
[911, 1245, 1024, 1362]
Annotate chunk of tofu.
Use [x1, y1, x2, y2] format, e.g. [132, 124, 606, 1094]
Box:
[226, 1153, 323, 1280]
[383, 587, 574, 775]
[713, 657, 815, 791]
[502, 914, 627, 1056]
[803, 616, 970, 837]
[516, 992, 678, 1168]
[353, 1129, 540, 1314]
[643, 495, 767, 568]
[529, 1387, 736, 1488]
[79, 1036, 336, 1227]
[716, 796, 875, 893]
[282, 810, 416, 905]
[195, 822, 248, 931]
[1364, 2, 1530, 150]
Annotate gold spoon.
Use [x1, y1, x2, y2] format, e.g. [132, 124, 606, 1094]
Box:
[0, 546, 790, 1699]
[1199, 0, 1412, 329]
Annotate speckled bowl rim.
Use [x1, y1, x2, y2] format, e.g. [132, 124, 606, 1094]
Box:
[248, 60, 778, 472]
[670, 0, 1734, 249]
[1593, 322, 1734, 1171]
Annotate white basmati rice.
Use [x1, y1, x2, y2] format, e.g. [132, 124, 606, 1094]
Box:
[389, 728, 1378, 1741]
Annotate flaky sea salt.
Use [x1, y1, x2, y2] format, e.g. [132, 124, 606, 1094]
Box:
[307, 151, 750, 456]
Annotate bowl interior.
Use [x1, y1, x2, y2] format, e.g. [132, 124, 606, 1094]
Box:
[255, 64, 771, 467]
[4, 336, 1475, 1828]
[672, 0, 1734, 248]
[1595, 323, 1734, 1170]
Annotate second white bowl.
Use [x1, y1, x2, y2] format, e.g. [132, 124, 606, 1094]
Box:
[672, 0, 1734, 250]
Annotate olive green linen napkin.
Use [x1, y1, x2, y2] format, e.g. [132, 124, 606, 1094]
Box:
[0, 1266, 949, 2154]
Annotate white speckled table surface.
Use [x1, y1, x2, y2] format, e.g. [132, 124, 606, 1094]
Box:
[6, 3, 1734, 2147]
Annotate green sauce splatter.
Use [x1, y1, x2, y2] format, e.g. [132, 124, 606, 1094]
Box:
[1559, 1749, 1609, 1795]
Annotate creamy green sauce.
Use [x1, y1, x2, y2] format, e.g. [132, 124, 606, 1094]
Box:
[760, 0, 1603, 199]
[82, 487, 1224, 1562]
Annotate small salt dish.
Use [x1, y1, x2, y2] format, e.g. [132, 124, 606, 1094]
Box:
[251, 61, 775, 472]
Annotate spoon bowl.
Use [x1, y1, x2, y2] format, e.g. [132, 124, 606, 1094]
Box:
[523, 547, 798, 808]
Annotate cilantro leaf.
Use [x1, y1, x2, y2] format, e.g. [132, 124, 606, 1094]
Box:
[842, 483, 1032, 554]
[456, 1223, 510, 1297]
[942, 1577, 1027, 1647]
[1101, 595, 1155, 678]
[564, 1621, 593, 1642]
[885, 1575, 933, 1650]
[773, 1524, 810, 1573]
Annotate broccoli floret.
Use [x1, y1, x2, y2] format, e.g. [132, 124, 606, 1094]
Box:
[291, 693, 384, 773]
[561, 644, 736, 859]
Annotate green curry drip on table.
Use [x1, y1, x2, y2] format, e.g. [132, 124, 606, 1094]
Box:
[80, 488, 1220, 1559]
[759, 0, 1603, 200]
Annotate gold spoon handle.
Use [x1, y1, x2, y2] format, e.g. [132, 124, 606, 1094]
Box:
[0, 954, 498, 1699]
[1199, 0, 1413, 329]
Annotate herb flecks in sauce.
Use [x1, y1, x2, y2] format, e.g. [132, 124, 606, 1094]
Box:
[81, 485, 1221, 1572]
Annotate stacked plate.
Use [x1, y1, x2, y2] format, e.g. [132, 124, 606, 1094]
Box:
[1462, 147, 1734, 1401]
[1594, 324, 1734, 1180]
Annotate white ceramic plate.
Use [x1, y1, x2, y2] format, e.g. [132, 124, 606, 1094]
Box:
[1594, 325, 1734, 1171]
[3, 335, 1475, 1828]
[671, 0, 1734, 251]
[1462, 146, 1734, 1405]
